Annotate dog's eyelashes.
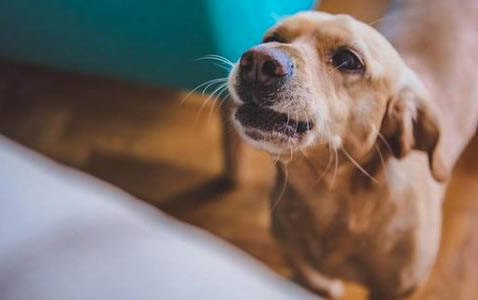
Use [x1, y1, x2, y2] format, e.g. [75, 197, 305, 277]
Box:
[331, 48, 364, 73]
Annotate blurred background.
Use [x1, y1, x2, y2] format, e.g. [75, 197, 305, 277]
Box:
[1, 0, 477, 299]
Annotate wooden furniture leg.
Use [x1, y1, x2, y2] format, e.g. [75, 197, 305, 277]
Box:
[220, 98, 244, 186]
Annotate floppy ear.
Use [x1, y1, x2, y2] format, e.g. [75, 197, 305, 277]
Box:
[380, 77, 448, 182]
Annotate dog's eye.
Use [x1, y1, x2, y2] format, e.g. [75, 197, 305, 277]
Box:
[263, 34, 286, 44]
[331, 48, 364, 72]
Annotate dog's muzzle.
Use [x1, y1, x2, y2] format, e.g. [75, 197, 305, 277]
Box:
[236, 45, 293, 107]
[235, 103, 313, 138]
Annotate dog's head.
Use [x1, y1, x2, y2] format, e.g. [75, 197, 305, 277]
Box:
[228, 11, 447, 182]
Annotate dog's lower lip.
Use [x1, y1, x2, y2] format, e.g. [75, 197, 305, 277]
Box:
[235, 104, 313, 137]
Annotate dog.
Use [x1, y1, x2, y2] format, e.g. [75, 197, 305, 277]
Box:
[226, 1, 478, 299]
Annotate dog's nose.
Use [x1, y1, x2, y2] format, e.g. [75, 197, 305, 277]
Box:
[239, 46, 292, 86]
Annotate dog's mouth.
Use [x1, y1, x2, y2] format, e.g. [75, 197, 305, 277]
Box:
[235, 103, 314, 140]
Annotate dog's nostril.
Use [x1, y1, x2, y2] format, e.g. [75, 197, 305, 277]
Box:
[240, 53, 253, 70]
[239, 46, 293, 86]
[262, 60, 276, 76]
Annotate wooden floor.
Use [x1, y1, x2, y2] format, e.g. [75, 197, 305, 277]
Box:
[1, 1, 478, 299]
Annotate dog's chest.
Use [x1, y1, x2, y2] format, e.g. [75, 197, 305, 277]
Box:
[271, 184, 418, 280]
[275, 184, 396, 236]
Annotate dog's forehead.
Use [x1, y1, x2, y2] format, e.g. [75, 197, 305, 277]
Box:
[272, 12, 404, 81]
[275, 12, 388, 49]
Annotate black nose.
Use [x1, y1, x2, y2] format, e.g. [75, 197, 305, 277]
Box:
[239, 46, 293, 86]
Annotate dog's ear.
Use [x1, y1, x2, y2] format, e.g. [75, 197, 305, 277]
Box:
[381, 73, 448, 182]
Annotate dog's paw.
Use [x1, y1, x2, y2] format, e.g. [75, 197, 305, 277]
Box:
[328, 280, 345, 299]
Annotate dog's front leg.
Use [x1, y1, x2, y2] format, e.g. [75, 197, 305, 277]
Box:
[287, 250, 344, 299]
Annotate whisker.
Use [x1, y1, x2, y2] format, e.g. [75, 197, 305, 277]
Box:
[323, 121, 338, 187]
[303, 110, 310, 131]
[206, 54, 235, 64]
[302, 152, 320, 179]
[209, 83, 228, 103]
[332, 147, 339, 187]
[315, 147, 334, 184]
[195, 98, 212, 122]
[370, 125, 393, 155]
[272, 165, 288, 212]
[216, 91, 231, 110]
[195, 83, 226, 122]
[204, 83, 228, 121]
[196, 55, 234, 67]
[212, 62, 232, 71]
[201, 79, 226, 96]
[181, 78, 227, 104]
[327, 59, 351, 75]
[281, 100, 294, 110]
[208, 85, 229, 121]
[195, 56, 230, 65]
[367, 16, 386, 27]
[375, 144, 388, 180]
[341, 147, 378, 183]
[377, 132, 393, 154]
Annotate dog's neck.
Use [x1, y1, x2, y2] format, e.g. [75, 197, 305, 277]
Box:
[275, 142, 397, 232]
[279, 140, 391, 197]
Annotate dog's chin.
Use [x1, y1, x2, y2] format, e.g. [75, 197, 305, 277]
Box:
[238, 127, 306, 154]
[231, 103, 315, 154]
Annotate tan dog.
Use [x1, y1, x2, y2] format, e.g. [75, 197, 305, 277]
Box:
[226, 1, 478, 299]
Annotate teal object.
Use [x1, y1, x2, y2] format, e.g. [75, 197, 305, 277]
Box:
[0, 0, 317, 90]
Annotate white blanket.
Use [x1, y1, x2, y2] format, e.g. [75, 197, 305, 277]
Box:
[0, 136, 314, 300]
